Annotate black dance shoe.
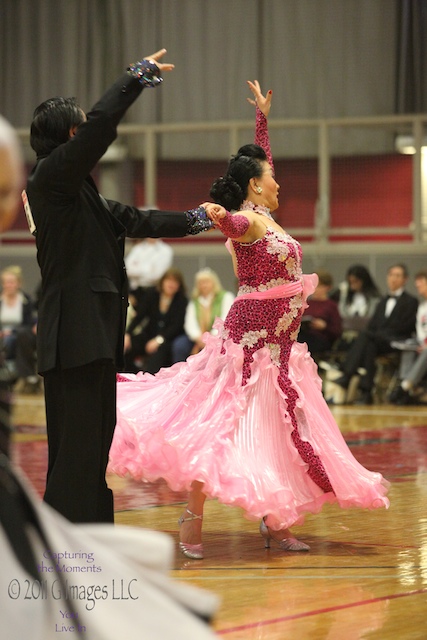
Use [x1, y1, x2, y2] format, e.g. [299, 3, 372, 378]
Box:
[389, 386, 413, 405]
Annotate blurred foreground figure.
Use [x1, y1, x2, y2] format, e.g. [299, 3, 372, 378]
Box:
[125, 237, 174, 310]
[0, 115, 219, 639]
[0, 115, 23, 234]
[0, 114, 23, 456]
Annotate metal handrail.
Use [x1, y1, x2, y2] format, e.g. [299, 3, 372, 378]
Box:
[9, 113, 427, 247]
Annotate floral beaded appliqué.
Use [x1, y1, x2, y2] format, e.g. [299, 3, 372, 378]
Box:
[221, 326, 231, 340]
[266, 229, 301, 277]
[240, 329, 268, 349]
[267, 342, 281, 366]
[266, 229, 290, 261]
[275, 310, 295, 338]
[238, 278, 287, 296]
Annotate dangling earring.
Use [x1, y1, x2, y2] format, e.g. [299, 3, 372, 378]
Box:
[256, 186, 262, 194]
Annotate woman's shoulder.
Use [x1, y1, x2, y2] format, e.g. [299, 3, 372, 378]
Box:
[140, 286, 159, 310]
[235, 209, 256, 221]
[172, 291, 188, 304]
[238, 210, 286, 238]
[22, 291, 34, 303]
[417, 299, 427, 314]
[145, 285, 159, 297]
[327, 297, 341, 312]
[221, 290, 235, 301]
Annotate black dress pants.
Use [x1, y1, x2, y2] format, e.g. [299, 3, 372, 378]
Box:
[297, 327, 332, 360]
[15, 327, 37, 378]
[342, 330, 392, 391]
[43, 359, 117, 523]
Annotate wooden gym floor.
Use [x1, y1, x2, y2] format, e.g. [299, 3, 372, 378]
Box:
[11, 391, 427, 639]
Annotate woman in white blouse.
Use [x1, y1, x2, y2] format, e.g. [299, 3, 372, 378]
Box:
[172, 268, 235, 362]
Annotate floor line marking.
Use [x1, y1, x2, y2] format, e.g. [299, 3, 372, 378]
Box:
[216, 587, 427, 635]
[177, 575, 402, 580]
[174, 565, 415, 572]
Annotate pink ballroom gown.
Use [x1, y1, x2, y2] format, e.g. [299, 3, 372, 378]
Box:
[109, 215, 389, 530]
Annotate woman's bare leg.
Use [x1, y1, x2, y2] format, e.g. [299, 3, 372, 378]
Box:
[179, 481, 206, 545]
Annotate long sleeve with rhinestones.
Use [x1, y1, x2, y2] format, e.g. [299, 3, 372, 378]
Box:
[255, 107, 275, 176]
[217, 211, 250, 238]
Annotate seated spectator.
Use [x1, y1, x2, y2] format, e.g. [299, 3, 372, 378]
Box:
[297, 269, 342, 360]
[172, 268, 235, 362]
[333, 263, 418, 405]
[124, 267, 188, 374]
[390, 269, 427, 405]
[0, 265, 38, 391]
[125, 237, 173, 310]
[331, 264, 381, 349]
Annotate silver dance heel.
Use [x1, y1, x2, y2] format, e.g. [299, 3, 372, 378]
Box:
[260, 518, 310, 552]
[178, 509, 204, 559]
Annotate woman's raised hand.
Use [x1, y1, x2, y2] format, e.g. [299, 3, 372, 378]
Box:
[247, 80, 272, 117]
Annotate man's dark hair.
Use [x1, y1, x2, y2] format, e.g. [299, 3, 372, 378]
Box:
[30, 97, 85, 157]
[388, 263, 409, 279]
[415, 269, 427, 281]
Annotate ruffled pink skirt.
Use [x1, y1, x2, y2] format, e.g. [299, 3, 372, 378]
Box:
[109, 322, 389, 529]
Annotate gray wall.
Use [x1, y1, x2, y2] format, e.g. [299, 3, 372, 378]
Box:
[1, 0, 404, 158]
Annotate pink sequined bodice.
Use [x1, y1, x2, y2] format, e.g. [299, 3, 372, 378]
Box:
[234, 226, 303, 293]
[223, 227, 304, 383]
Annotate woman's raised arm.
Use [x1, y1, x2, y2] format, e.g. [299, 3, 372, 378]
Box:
[247, 80, 275, 175]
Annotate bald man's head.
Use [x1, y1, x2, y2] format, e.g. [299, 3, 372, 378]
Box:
[0, 115, 23, 233]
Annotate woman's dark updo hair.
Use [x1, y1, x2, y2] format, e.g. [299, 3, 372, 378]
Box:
[210, 143, 268, 210]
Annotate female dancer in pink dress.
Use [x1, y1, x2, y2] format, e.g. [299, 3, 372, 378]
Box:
[109, 81, 389, 559]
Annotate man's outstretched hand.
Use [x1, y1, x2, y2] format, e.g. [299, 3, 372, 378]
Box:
[146, 49, 175, 73]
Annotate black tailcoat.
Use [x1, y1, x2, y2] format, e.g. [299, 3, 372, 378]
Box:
[27, 72, 188, 374]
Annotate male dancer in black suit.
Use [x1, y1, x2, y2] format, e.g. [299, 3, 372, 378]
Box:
[25, 50, 216, 523]
[334, 263, 418, 404]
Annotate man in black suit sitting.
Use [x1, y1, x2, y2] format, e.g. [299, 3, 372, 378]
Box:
[334, 264, 418, 404]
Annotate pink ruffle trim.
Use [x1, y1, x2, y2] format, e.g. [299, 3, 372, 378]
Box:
[110, 320, 389, 529]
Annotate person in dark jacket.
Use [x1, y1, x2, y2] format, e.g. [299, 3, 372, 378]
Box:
[334, 264, 418, 404]
[24, 49, 216, 523]
[124, 267, 188, 374]
[297, 269, 342, 360]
